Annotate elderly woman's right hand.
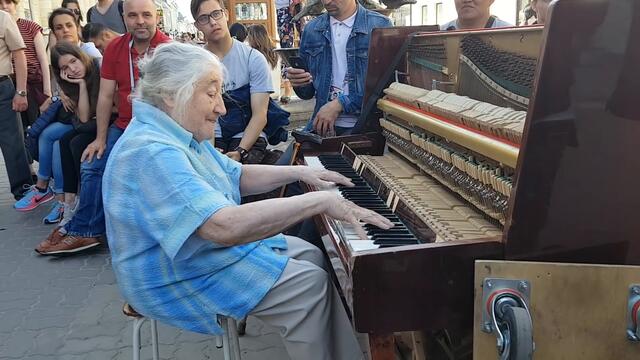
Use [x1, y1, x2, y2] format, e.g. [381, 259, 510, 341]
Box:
[322, 192, 394, 239]
[286, 67, 313, 88]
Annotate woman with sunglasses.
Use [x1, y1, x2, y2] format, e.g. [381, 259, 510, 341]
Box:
[41, 8, 102, 114]
[48, 0, 85, 54]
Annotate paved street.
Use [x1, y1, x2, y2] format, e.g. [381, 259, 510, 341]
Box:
[0, 107, 324, 360]
[0, 155, 292, 360]
[0, 98, 333, 359]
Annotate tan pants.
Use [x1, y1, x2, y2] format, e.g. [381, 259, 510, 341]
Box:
[249, 236, 364, 360]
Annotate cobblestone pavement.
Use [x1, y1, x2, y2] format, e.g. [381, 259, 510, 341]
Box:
[0, 156, 290, 360]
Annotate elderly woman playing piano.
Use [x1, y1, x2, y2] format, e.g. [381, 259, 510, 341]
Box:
[102, 42, 392, 360]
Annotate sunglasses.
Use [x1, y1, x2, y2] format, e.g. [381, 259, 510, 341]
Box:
[195, 9, 224, 25]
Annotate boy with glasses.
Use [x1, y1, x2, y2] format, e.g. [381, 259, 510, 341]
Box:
[191, 0, 274, 164]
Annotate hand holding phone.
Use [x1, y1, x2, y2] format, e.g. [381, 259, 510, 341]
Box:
[287, 56, 308, 72]
[286, 56, 313, 87]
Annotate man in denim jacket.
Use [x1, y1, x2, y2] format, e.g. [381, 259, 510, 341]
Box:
[287, 0, 392, 136]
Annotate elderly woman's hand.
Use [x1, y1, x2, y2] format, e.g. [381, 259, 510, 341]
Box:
[299, 166, 354, 189]
[322, 192, 394, 239]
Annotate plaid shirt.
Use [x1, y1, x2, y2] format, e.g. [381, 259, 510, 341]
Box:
[103, 100, 288, 335]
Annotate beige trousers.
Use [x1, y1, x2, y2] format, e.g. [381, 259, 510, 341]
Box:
[249, 235, 364, 360]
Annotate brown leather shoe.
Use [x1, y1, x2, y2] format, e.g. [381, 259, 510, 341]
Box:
[35, 235, 100, 256]
[35, 227, 66, 254]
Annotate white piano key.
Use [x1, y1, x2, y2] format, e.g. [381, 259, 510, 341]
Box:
[305, 156, 380, 252]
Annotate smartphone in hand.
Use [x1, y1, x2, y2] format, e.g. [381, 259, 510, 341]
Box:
[288, 56, 308, 72]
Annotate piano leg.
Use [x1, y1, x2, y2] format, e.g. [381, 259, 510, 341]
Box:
[369, 333, 396, 360]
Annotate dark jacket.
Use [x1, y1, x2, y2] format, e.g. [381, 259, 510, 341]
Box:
[218, 84, 290, 145]
[294, 5, 393, 130]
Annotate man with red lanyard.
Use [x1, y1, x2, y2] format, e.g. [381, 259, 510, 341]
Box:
[36, 0, 171, 255]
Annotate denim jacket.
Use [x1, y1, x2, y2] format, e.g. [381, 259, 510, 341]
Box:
[294, 5, 392, 130]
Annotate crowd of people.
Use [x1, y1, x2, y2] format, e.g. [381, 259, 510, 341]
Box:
[0, 0, 551, 358]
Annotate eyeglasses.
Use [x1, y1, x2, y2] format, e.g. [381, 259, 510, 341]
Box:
[195, 9, 225, 25]
[69, 9, 81, 15]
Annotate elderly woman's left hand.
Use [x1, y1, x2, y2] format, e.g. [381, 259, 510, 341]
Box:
[299, 166, 354, 189]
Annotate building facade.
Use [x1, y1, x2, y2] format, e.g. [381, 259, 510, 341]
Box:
[14, 0, 181, 35]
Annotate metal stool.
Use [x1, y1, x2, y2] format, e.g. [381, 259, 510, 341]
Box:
[123, 303, 242, 360]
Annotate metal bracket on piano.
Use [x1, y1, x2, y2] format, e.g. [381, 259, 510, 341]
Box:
[394, 70, 409, 84]
[431, 79, 456, 91]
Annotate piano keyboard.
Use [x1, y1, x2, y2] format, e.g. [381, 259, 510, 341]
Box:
[305, 155, 422, 251]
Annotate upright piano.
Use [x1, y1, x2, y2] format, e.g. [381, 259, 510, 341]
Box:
[297, 2, 640, 357]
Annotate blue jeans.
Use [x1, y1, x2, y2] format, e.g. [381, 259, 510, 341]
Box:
[37, 122, 72, 194]
[0, 78, 32, 198]
[65, 125, 124, 237]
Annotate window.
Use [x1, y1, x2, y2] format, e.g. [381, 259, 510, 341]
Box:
[422, 5, 428, 24]
[436, 3, 443, 24]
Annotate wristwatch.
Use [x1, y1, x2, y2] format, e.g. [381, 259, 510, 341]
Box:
[234, 146, 249, 162]
[51, 95, 60, 102]
[15, 90, 27, 97]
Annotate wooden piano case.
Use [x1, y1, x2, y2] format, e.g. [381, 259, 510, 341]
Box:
[473, 3, 640, 357]
[301, 0, 640, 355]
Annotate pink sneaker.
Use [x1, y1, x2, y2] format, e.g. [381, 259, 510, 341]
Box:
[14, 186, 54, 212]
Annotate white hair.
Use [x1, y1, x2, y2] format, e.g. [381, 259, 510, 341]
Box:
[135, 42, 224, 123]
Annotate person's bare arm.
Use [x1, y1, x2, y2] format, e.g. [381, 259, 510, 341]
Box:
[197, 191, 393, 247]
[11, 49, 27, 112]
[81, 78, 116, 162]
[226, 92, 269, 162]
[239, 164, 352, 196]
[33, 32, 51, 97]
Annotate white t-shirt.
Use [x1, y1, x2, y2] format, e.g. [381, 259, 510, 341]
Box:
[80, 42, 103, 66]
[329, 11, 358, 128]
[215, 39, 273, 138]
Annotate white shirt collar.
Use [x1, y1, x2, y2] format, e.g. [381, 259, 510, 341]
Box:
[330, 9, 357, 28]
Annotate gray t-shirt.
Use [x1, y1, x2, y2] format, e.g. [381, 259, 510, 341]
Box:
[440, 17, 512, 30]
[215, 39, 273, 138]
[88, 0, 126, 34]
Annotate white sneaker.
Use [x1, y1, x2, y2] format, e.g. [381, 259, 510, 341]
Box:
[59, 197, 79, 229]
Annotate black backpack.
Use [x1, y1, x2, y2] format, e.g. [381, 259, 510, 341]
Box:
[86, 0, 125, 26]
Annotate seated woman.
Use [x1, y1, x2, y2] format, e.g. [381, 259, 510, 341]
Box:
[41, 7, 102, 113]
[102, 42, 392, 360]
[51, 42, 101, 227]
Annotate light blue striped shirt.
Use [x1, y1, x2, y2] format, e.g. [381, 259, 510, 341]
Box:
[103, 100, 288, 335]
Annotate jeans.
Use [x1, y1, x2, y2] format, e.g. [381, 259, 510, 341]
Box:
[37, 122, 73, 194]
[0, 78, 33, 198]
[65, 125, 124, 237]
